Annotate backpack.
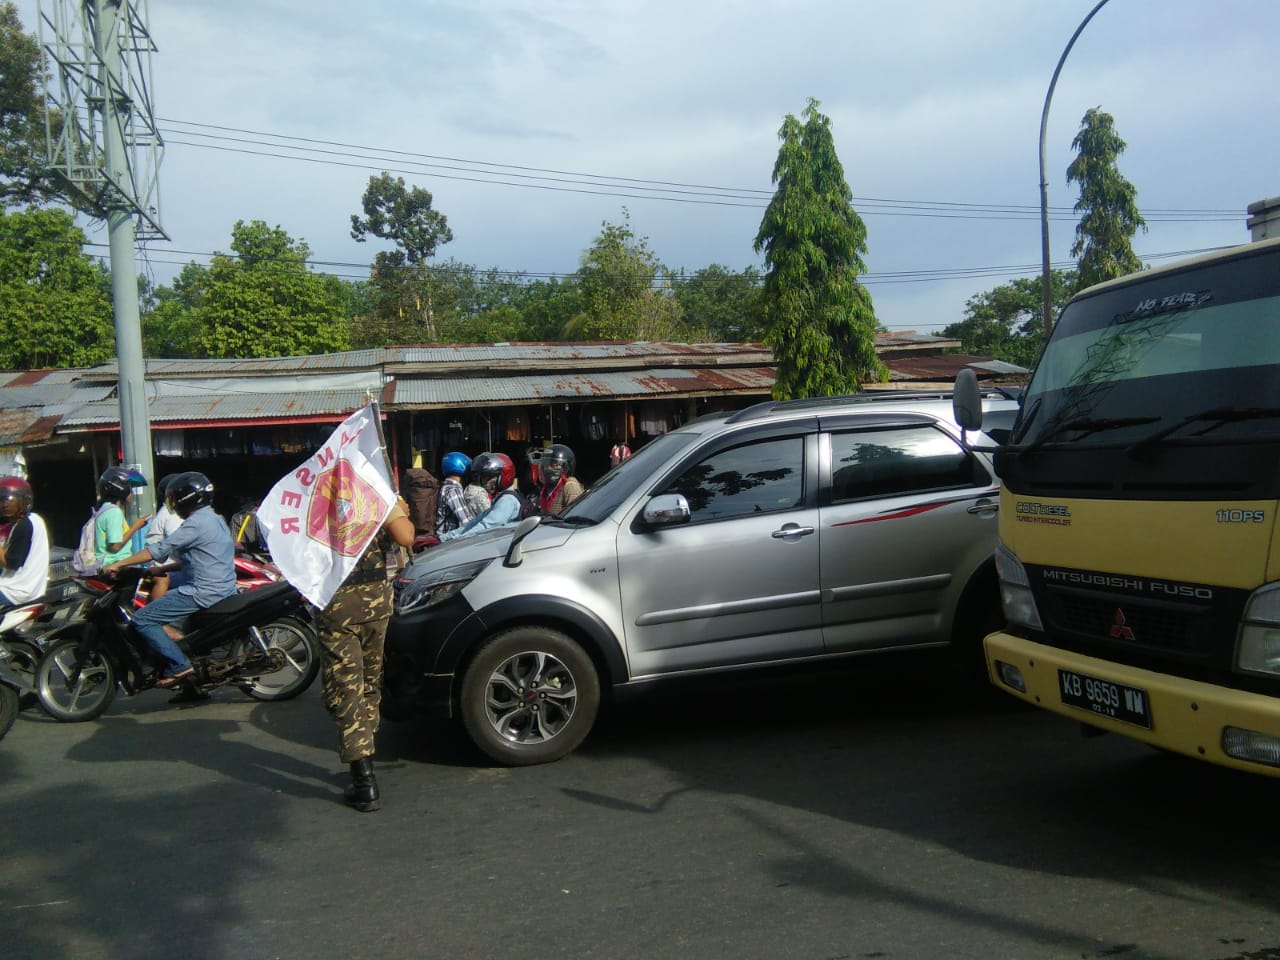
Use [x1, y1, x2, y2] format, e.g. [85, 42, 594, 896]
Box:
[72, 506, 102, 575]
[497, 488, 540, 522]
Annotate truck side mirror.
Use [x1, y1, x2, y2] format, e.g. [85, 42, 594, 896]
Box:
[952, 369, 983, 433]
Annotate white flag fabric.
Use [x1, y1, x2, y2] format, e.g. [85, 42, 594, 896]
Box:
[256, 403, 395, 609]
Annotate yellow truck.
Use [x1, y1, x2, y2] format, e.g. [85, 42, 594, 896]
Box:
[953, 236, 1280, 775]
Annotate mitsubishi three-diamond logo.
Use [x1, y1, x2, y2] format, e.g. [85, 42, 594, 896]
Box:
[306, 460, 384, 557]
[1109, 608, 1135, 641]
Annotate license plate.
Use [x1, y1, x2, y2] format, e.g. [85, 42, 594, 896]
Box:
[1058, 669, 1152, 729]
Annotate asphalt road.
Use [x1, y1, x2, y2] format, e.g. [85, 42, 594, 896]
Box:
[3, 650, 1279, 960]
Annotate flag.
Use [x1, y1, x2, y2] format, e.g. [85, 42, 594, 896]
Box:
[256, 403, 396, 609]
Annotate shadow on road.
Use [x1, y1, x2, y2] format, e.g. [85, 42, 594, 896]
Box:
[574, 649, 1280, 930]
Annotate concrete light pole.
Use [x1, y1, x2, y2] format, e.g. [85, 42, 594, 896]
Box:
[1038, 0, 1113, 338]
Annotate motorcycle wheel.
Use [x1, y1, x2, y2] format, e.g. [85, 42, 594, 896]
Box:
[0, 683, 17, 740]
[36, 636, 118, 722]
[236, 617, 320, 702]
[4, 638, 40, 710]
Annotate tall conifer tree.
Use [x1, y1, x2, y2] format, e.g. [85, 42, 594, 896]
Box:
[754, 98, 885, 399]
[1067, 107, 1146, 291]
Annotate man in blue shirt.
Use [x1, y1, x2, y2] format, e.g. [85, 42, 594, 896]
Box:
[101, 472, 235, 688]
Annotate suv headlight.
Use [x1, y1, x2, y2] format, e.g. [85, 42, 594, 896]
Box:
[395, 558, 493, 614]
[1236, 583, 1280, 677]
[995, 541, 1043, 631]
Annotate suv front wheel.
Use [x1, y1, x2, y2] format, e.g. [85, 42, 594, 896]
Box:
[459, 626, 601, 766]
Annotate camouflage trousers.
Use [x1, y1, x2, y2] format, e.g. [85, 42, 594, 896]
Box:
[317, 581, 393, 764]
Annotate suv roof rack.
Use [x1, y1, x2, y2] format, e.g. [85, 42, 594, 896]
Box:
[724, 388, 1018, 425]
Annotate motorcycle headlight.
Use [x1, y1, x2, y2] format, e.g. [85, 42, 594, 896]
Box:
[995, 541, 1043, 632]
[395, 558, 493, 614]
[1236, 583, 1280, 677]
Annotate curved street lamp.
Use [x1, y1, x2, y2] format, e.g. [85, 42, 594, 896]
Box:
[1039, 0, 1113, 337]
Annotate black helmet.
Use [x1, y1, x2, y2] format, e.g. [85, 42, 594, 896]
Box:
[541, 444, 575, 486]
[167, 471, 214, 518]
[472, 452, 516, 492]
[98, 466, 141, 503]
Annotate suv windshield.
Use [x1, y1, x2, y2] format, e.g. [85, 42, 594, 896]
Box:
[1013, 247, 1280, 452]
[559, 430, 699, 523]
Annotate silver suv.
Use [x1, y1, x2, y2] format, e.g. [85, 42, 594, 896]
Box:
[384, 392, 1016, 765]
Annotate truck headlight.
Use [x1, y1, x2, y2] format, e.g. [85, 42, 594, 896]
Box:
[995, 541, 1043, 632]
[1236, 583, 1280, 677]
[395, 558, 493, 614]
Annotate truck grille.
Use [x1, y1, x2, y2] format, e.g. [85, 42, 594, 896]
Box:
[1043, 591, 1214, 658]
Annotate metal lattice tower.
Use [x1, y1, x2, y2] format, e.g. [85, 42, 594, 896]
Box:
[36, 0, 163, 511]
[38, 0, 165, 238]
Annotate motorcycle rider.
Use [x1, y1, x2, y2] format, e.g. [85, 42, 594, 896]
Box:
[0, 477, 49, 608]
[435, 451, 478, 536]
[537, 443, 585, 516]
[95, 467, 152, 568]
[101, 472, 235, 696]
[438, 452, 524, 541]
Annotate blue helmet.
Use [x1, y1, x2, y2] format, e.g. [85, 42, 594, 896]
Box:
[441, 451, 472, 478]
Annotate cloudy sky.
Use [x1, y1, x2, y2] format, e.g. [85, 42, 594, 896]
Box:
[16, 0, 1280, 335]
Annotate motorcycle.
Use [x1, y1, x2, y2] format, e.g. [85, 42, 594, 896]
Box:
[0, 639, 27, 739]
[11, 548, 290, 703]
[0, 600, 52, 710]
[34, 565, 320, 723]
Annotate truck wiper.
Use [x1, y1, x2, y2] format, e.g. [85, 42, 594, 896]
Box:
[1016, 415, 1160, 455]
[1125, 406, 1280, 456]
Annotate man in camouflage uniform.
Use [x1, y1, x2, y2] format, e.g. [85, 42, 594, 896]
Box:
[317, 499, 414, 812]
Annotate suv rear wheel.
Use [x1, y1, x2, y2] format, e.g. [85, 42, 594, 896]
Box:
[459, 626, 600, 766]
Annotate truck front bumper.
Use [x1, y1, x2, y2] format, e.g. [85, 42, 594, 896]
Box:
[984, 630, 1280, 777]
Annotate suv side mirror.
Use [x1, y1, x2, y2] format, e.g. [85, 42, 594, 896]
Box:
[952, 369, 983, 432]
[503, 515, 542, 567]
[641, 494, 691, 529]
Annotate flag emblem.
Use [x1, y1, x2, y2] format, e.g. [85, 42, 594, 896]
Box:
[307, 459, 385, 557]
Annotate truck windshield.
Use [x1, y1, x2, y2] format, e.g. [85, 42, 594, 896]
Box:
[1012, 247, 1280, 453]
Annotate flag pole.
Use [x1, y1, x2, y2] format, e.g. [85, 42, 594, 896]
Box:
[367, 394, 399, 495]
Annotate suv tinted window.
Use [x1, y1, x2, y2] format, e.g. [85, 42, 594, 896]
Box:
[662, 435, 804, 522]
[831, 425, 988, 501]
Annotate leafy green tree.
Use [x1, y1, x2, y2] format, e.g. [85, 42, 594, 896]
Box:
[0, 3, 60, 207]
[1067, 107, 1146, 291]
[141, 261, 209, 357]
[351, 172, 453, 341]
[942, 270, 1075, 369]
[147, 220, 351, 358]
[568, 211, 685, 341]
[673, 264, 765, 342]
[0, 206, 114, 367]
[754, 98, 885, 399]
[511, 277, 583, 341]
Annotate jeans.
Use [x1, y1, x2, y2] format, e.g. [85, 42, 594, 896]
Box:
[132, 590, 202, 676]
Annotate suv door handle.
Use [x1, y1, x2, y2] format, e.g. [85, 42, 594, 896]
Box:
[772, 523, 815, 539]
[967, 500, 998, 515]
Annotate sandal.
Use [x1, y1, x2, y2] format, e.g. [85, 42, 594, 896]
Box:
[156, 668, 196, 689]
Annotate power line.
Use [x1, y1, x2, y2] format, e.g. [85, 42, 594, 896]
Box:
[157, 117, 1242, 223]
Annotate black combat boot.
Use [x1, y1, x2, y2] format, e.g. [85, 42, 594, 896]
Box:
[344, 757, 381, 812]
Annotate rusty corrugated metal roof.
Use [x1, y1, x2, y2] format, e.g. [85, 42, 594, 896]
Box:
[393, 367, 776, 408]
[59, 390, 375, 429]
[77, 342, 776, 380]
[884, 354, 1027, 381]
[0, 409, 61, 446]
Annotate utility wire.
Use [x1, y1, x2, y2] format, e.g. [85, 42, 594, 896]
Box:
[158, 118, 1241, 223]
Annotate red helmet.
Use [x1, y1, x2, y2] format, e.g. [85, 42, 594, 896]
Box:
[472, 452, 516, 492]
[0, 476, 33, 513]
